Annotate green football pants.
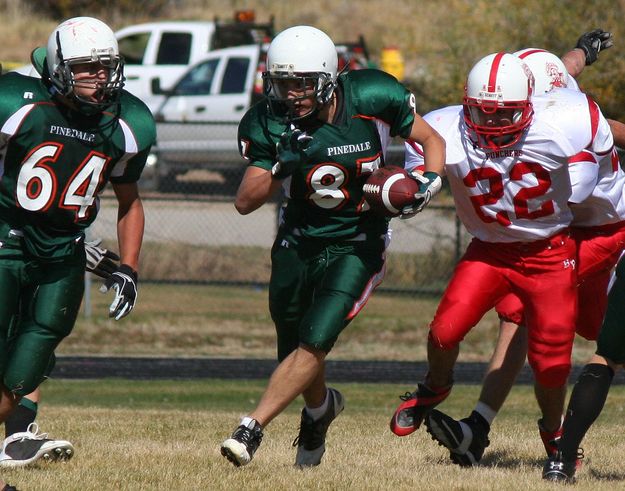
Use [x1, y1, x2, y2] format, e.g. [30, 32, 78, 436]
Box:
[596, 256, 625, 364]
[0, 243, 84, 395]
[269, 231, 385, 361]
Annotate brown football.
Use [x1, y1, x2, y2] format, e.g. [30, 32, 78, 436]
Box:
[362, 166, 419, 217]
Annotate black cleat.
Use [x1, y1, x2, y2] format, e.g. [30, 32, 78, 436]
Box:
[425, 409, 490, 466]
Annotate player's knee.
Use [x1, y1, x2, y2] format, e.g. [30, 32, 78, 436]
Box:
[3, 375, 39, 398]
[532, 363, 571, 387]
[427, 328, 460, 351]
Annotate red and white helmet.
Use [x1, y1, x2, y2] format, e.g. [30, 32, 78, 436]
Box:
[514, 48, 568, 94]
[463, 52, 534, 150]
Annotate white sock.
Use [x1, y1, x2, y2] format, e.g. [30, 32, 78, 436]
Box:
[305, 389, 330, 420]
[240, 416, 259, 429]
[474, 401, 497, 426]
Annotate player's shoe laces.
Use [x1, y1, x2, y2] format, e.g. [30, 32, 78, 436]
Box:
[538, 418, 562, 457]
[293, 388, 345, 467]
[0, 423, 74, 468]
[390, 383, 451, 436]
[542, 450, 582, 483]
[425, 409, 490, 466]
[221, 419, 263, 467]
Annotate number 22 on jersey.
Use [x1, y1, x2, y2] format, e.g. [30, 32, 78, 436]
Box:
[463, 161, 554, 226]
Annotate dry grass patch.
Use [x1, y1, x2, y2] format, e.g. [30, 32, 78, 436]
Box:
[4, 382, 625, 490]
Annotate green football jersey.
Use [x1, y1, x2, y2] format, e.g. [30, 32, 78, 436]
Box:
[238, 69, 416, 240]
[0, 72, 156, 258]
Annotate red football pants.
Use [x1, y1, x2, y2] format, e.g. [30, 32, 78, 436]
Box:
[430, 232, 577, 387]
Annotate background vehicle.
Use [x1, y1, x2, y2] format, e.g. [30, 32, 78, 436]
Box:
[116, 11, 274, 102]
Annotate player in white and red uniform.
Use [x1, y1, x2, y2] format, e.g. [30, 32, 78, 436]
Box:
[406, 41, 625, 468]
[389, 52, 614, 454]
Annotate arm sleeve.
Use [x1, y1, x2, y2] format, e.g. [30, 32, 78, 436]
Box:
[568, 150, 599, 203]
[404, 139, 425, 172]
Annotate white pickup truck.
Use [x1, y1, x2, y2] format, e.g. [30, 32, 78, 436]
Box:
[115, 13, 274, 104]
[146, 43, 266, 192]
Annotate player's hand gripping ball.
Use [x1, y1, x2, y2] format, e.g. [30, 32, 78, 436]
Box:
[362, 166, 420, 217]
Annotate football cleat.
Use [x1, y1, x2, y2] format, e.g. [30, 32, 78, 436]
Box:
[425, 409, 490, 466]
[293, 388, 345, 467]
[542, 451, 578, 483]
[390, 383, 451, 436]
[221, 419, 263, 467]
[0, 423, 74, 468]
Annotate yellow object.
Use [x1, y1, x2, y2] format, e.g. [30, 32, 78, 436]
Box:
[380, 46, 405, 81]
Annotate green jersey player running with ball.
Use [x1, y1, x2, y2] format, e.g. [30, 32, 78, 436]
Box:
[0, 16, 155, 473]
[221, 25, 445, 468]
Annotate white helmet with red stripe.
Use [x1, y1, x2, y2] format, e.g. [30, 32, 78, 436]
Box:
[463, 52, 534, 150]
[514, 48, 568, 94]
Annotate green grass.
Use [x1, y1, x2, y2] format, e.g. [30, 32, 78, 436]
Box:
[4, 379, 625, 490]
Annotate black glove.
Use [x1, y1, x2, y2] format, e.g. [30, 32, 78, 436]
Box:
[99, 264, 138, 321]
[400, 171, 443, 219]
[85, 239, 120, 279]
[271, 125, 314, 179]
[576, 29, 613, 65]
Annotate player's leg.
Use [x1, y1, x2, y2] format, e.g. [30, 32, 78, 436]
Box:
[392, 239, 510, 437]
[0, 259, 83, 468]
[517, 236, 577, 464]
[544, 257, 625, 482]
[426, 316, 527, 466]
[290, 242, 385, 466]
[221, 236, 384, 467]
[0, 249, 23, 424]
[5, 387, 39, 438]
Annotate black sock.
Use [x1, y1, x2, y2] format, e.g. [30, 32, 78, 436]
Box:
[4, 402, 37, 437]
[559, 363, 614, 461]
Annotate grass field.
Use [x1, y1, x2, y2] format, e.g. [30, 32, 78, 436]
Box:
[2, 379, 625, 490]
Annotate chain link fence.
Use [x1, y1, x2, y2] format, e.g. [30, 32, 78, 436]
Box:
[88, 122, 471, 311]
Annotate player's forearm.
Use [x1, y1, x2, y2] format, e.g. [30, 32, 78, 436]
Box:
[421, 132, 446, 177]
[116, 196, 144, 272]
[235, 167, 282, 215]
[562, 48, 586, 79]
[608, 119, 625, 149]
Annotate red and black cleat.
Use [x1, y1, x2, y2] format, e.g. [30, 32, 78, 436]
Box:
[390, 383, 451, 436]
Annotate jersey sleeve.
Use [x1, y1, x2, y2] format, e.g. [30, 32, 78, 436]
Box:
[404, 140, 424, 172]
[347, 69, 415, 138]
[237, 105, 277, 172]
[109, 92, 157, 184]
[535, 89, 614, 158]
[568, 150, 599, 203]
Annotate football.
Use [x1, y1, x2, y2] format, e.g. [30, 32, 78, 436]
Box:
[362, 166, 419, 217]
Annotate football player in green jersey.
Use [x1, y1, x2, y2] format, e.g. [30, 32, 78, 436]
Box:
[221, 25, 445, 467]
[0, 16, 155, 468]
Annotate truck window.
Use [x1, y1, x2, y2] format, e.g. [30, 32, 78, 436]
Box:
[174, 58, 220, 95]
[156, 32, 193, 65]
[220, 57, 250, 94]
[118, 32, 150, 65]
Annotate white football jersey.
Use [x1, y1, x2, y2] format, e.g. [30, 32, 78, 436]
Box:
[405, 89, 613, 242]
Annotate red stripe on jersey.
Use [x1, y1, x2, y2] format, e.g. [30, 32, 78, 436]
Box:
[488, 53, 506, 92]
[406, 139, 424, 157]
[586, 94, 600, 142]
[568, 150, 597, 164]
[517, 49, 547, 59]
